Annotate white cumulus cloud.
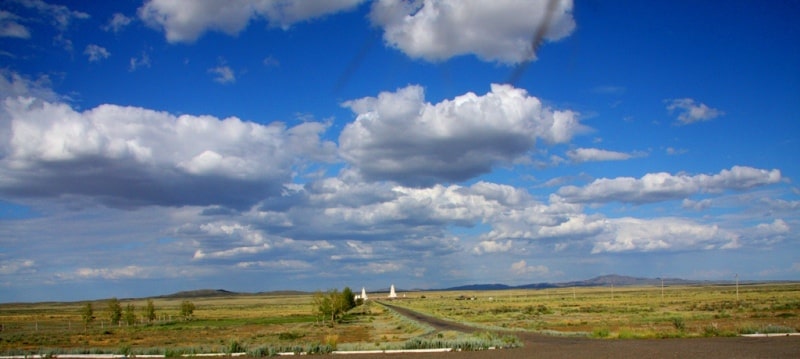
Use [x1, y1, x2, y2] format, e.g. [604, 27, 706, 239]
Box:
[0, 258, 35, 275]
[593, 217, 738, 253]
[0, 11, 30, 39]
[75, 265, 147, 280]
[16, 0, 89, 30]
[566, 147, 638, 162]
[666, 98, 724, 125]
[369, 0, 576, 63]
[84, 44, 110, 62]
[557, 166, 781, 204]
[0, 73, 335, 209]
[209, 65, 236, 84]
[473, 240, 513, 254]
[510, 260, 549, 276]
[139, 0, 365, 43]
[340, 84, 584, 186]
[105, 13, 132, 32]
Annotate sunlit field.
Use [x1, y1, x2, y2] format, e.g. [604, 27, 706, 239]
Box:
[1, 283, 798, 355]
[391, 283, 800, 339]
[0, 293, 503, 356]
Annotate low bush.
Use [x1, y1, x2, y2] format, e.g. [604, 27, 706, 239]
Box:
[591, 327, 610, 338]
[403, 331, 521, 350]
[226, 340, 245, 354]
[671, 316, 686, 331]
[278, 331, 304, 340]
[739, 324, 797, 334]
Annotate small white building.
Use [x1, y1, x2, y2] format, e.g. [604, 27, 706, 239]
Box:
[355, 287, 368, 301]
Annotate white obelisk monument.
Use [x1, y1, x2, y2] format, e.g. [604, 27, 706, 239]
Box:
[388, 284, 397, 298]
[361, 287, 368, 301]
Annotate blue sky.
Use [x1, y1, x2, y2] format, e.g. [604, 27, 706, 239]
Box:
[0, 0, 798, 302]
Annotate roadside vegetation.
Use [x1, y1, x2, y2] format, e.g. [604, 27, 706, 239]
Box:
[0, 283, 797, 356]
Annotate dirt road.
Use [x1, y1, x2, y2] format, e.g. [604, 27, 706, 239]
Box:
[375, 302, 800, 359]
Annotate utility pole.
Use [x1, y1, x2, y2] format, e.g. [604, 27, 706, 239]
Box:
[661, 278, 664, 301]
[735, 274, 739, 301]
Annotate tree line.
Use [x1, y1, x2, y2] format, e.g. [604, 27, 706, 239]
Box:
[80, 298, 195, 328]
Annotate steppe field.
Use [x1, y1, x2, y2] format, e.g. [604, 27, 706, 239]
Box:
[0, 283, 798, 357]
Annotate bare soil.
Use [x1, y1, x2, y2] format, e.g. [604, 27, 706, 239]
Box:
[374, 302, 800, 359]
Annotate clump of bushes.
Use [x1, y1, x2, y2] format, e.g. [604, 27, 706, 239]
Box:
[739, 324, 797, 335]
[591, 327, 610, 338]
[247, 343, 333, 357]
[226, 340, 246, 354]
[403, 331, 521, 351]
[671, 316, 686, 331]
[277, 331, 304, 340]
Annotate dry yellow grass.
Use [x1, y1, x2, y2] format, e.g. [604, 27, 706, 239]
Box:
[390, 283, 800, 338]
[0, 294, 421, 354]
[2, 283, 798, 354]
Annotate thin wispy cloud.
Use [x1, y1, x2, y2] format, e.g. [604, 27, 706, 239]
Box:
[209, 65, 236, 84]
[84, 44, 110, 62]
[666, 98, 724, 125]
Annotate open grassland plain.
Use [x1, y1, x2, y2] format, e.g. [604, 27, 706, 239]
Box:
[0, 293, 515, 356]
[388, 283, 800, 339]
[1, 283, 798, 357]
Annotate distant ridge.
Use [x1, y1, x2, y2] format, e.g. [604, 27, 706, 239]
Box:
[159, 289, 240, 298]
[445, 283, 514, 291]
[443, 274, 715, 292]
[158, 289, 309, 299]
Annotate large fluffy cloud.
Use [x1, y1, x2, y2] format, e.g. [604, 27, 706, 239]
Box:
[252, 178, 532, 242]
[557, 166, 782, 204]
[340, 84, 584, 186]
[139, 0, 365, 43]
[592, 217, 738, 253]
[369, 0, 576, 63]
[0, 74, 335, 209]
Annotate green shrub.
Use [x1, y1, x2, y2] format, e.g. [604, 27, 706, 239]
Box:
[164, 348, 185, 358]
[592, 327, 610, 338]
[247, 346, 269, 357]
[671, 317, 686, 331]
[703, 325, 721, 337]
[227, 340, 245, 354]
[740, 324, 797, 334]
[117, 344, 132, 358]
[278, 331, 304, 340]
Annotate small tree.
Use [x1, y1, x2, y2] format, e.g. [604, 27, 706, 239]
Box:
[341, 287, 356, 312]
[81, 302, 94, 329]
[328, 288, 344, 323]
[312, 288, 358, 325]
[123, 303, 136, 325]
[312, 291, 332, 325]
[144, 299, 156, 323]
[180, 300, 195, 320]
[107, 297, 122, 325]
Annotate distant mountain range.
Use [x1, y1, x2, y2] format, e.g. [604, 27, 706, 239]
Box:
[158, 274, 768, 299]
[442, 274, 707, 291]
